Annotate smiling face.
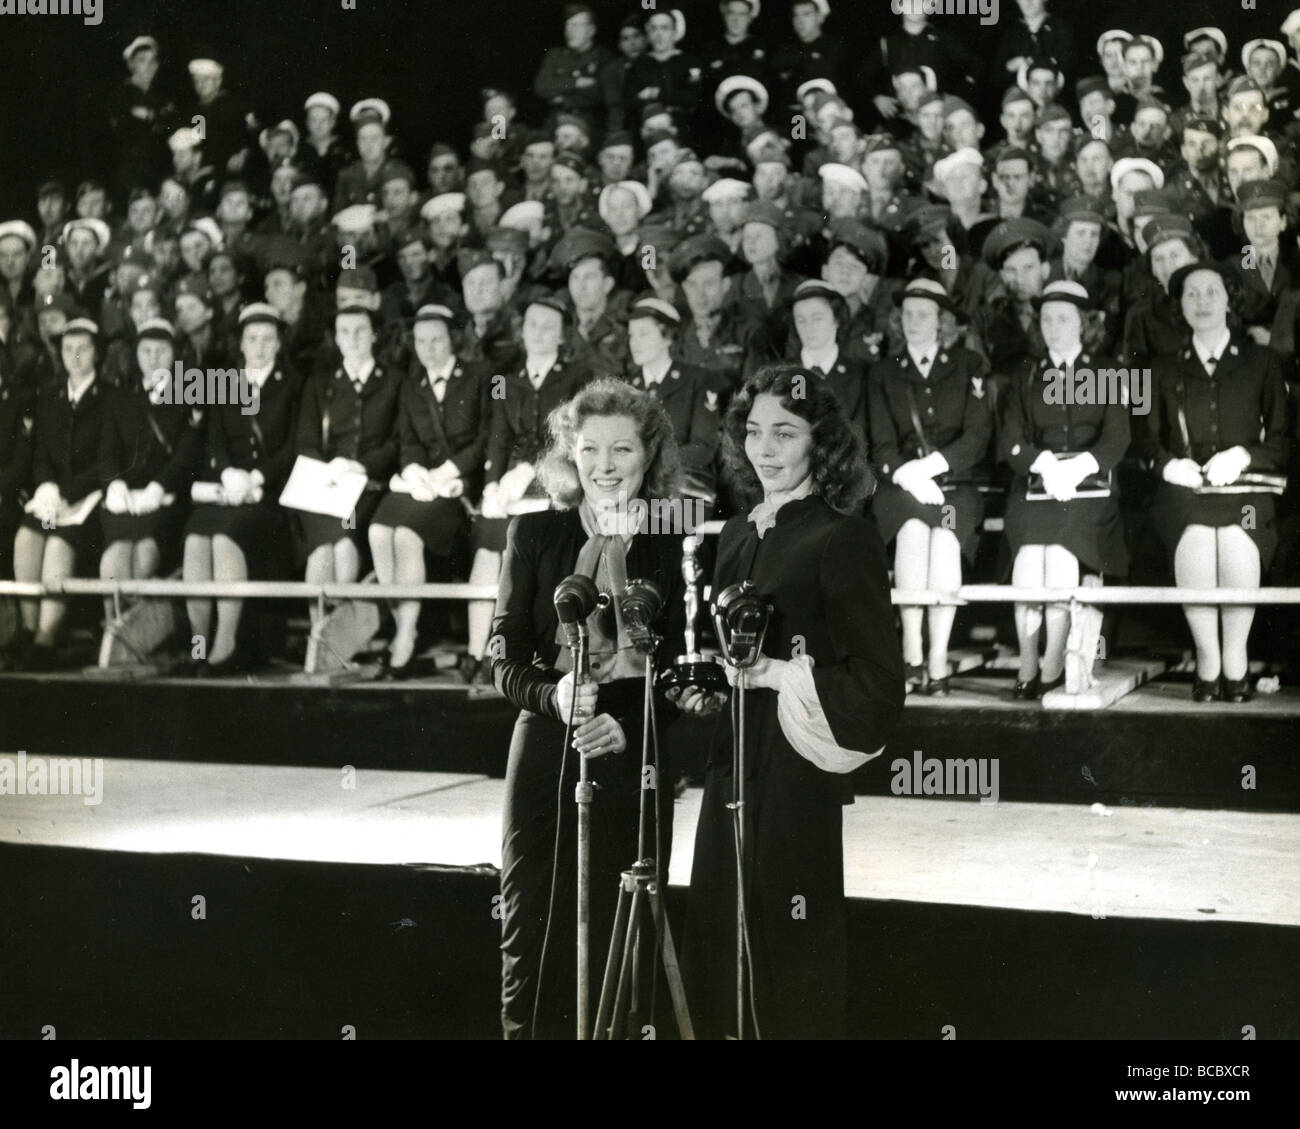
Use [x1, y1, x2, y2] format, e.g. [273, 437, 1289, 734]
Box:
[1246, 46, 1282, 89]
[745, 393, 813, 496]
[522, 303, 565, 357]
[575, 414, 647, 509]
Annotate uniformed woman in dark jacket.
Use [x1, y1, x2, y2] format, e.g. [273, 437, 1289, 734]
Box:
[9, 318, 109, 670]
[464, 296, 595, 687]
[1000, 280, 1131, 699]
[1141, 262, 1290, 703]
[296, 305, 401, 624]
[624, 295, 720, 502]
[789, 280, 871, 449]
[0, 340, 34, 583]
[492, 378, 687, 1039]
[368, 304, 488, 678]
[868, 279, 993, 694]
[680, 365, 905, 1040]
[182, 303, 304, 672]
[99, 318, 204, 604]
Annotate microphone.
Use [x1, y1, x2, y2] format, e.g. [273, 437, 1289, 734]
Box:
[712, 582, 771, 670]
[620, 579, 665, 655]
[554, 574, 600, 660]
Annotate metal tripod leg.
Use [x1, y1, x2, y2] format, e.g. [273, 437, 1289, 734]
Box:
[593, 860, 694, 1040]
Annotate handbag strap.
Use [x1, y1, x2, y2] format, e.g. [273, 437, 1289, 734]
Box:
[902, 380, 933, 458]
[1173, 374, 1192, 456]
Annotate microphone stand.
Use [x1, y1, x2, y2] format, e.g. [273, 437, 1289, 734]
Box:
[572, 626, 592, 1041]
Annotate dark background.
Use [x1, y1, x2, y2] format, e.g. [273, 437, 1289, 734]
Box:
[0, 0, 1285, 218]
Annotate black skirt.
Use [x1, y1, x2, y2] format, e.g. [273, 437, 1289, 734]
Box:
[371, 492, 467, 556]
[184, 500, 292, 575]
[870, 481, 985, 562]
[1004, 476, 1129, 577]
[1151, 482, 1277, 571]
[294, 490, 383, 554]
[19, 510, 103, 563]
[100, 501, 188, 550]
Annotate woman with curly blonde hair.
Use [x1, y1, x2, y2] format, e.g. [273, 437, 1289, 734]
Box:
[491, 377, 693, 1039]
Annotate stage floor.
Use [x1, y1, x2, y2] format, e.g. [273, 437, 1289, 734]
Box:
[3, 755, 1298, 928]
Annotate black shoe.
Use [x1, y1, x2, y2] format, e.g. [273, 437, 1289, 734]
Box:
[1222, 677, 1253, 704]
[458, 653, 481, 684]
[904, 663, 927, 692]
[924, 676, 951, 697]
[1040, 673, 1065, 695]
[1013, 675, 1041, 700]
[1192, 676, 1222, 703]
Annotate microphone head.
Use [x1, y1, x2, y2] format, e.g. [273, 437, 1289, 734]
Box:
[554, 573, 600, 625]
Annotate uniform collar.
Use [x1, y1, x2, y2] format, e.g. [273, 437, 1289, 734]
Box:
[1191, 327, 1232, 367]
[342, 356, 376, 385]
[800, 341, 839, 372]
[424, 355, 456, 384]
[641, 355, 673, 386]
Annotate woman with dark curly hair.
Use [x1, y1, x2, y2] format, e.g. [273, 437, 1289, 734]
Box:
[491, 377, 694, 1039]
[1141, 262, 1289, 703]
[678, 364, 906, 1040]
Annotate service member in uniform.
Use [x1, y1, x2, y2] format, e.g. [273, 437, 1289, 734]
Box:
[1000, 281, 1131, 699]
[868, 279, 993, 695]
[10, 319, 110, 671]
[1142, 262, 1289, 703]
[369, 305, 488, 679]
[181, 304, 304, 673]
[98, 318, 205, 605]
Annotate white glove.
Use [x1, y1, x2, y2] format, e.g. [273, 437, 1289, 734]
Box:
[498, 461, 535, 504]
[480, 482, 507, 519]
[913, 451, 949, 479]
[105, 480, 131, 515]
[1162, 458, 1205, 490]
[908, 478, 947, 506]
[1040, 463, 1076, 502]
[437, 476, 465, 500]
[1056, 453, 1100, 492]
[1029, 450, 1059, 475]
[408, 480, 438, 503]
[221, 467, 254, 506]
[430, 459, 461, 484]
[30, 481, 63, 524]
[131, 482, 166, 515]
[1202, 446, 1251, 488]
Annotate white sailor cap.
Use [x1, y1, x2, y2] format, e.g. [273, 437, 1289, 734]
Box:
[187, 58, 223, 79]
[304, 92, 341, 117]
[1110, 156, 1165, 192]
[627, 296, 681, 327]
[60, 317, 100, 338]
[414, 304, 457, 324]
[818, 162, 867, 194]
[0, 220, 39, 251]
[122, 36, 158, 64]
[258, 119, 301, 153]
[796, 77, 837, 102]
[598, 180, 653, 223]
[1242, 39, 1288, 72]
[1284, 10, 1300, 38]
[61, 217, 112, 253]
[499, 200, 546, 231]
[1183, 27, 1228, 58]
[332, 203, 379, 234]
[702, 177, 751, 204]
[420, 193, 467, 221]
[933, 147, 984, 183]
[168, 127, 202, 152]
[715, 75, 770, 117]
[349, 98, 392, 128]
[183, 217, 225, 249]
[238, 303, 284, 329]
[1227, 135, 1280, 177]
[1095, 29, 1132, 57]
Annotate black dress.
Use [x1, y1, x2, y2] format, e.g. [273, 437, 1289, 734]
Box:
[184, 365, 304, 575]
[475, 359, 595, 554]
[294, 362, 401, 554]
[491, 508, 686, 1040]
[372, 360, 488, 554]
[999, 353, 1132, 577]
[867, 346, 994, 562]
[0, 363, 34, 577]
[98, 377, 205, 555]
[1141, 335, 1290, 570]
[682, 496, 906, 1040]
[20, 378, 112, 561]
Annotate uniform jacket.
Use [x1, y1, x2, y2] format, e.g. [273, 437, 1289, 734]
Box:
[30, 378, 111, 503]
[297, 361, 401, 482]
[398, 359, 489, 499]
[203, 363, 303, 494]
[100, 379, 206, 494]
[484, 357, 595, 484]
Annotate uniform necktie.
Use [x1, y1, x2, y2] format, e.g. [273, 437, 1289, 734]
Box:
[1204, 354, 1218, 376]
[431, 377, 447, 403]
[1260, 253, 1275, 290]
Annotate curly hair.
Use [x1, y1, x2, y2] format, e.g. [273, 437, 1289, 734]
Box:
[1172, 266, 1243, 333]
[537, 377, 684, 508]
[721, 364, 875, 513]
